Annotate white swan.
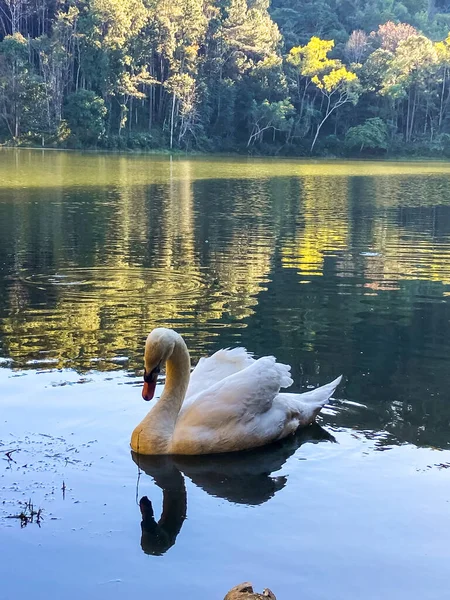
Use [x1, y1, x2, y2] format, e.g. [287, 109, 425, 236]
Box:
[131, 328, 342, 455]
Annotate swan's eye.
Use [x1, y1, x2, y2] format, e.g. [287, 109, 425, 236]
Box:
[144, 364, 161, 383]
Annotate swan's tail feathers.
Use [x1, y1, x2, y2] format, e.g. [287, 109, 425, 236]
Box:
[299, 375, 343, 406]
[294, 374, 342, 424]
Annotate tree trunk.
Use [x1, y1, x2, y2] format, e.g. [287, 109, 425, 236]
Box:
[409, 88, 417, 142]
[170, 92, 176, 149]
[405, 89, 411, 143]
[129, 97, 133, 133]
[299, 78, 310, 121]
[311, 95, 332, 153]
[439, 67, 447, 133]
[148, 86, 153, 131]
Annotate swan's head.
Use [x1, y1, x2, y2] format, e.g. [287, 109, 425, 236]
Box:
[142, 328, 180, 401]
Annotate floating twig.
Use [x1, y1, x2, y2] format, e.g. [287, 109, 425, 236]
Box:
[4, 449, 19, 463]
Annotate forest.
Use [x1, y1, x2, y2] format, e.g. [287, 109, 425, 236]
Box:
[2, 0, 450, 155]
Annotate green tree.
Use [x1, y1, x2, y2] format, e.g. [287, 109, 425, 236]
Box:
[247, 98, 294, 146]
[345, 117, 388, 152]
[435, 34, 450, 133]
[0, 32, 46, 140]
[64, 89, 107, 145]
[381, 35, 438, 142]
[32, 6, 80, 133]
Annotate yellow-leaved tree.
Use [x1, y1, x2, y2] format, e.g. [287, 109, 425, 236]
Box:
[309, 53, 359, 151]
[287, 36, 335, 124]
[287, 37, 359, 152]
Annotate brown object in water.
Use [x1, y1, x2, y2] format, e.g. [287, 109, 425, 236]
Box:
[224, 582, 277, 600]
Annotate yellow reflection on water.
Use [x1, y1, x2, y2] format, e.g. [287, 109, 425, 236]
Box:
[281, 176, 350, 275]
[1, 150, 450, 368]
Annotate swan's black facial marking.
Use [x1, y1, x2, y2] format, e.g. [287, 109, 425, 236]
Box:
[144, 363, 161, 384]
[142, 363, 161, 401]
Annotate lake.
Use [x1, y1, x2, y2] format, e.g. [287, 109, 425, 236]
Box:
[0, 149, 449, 600]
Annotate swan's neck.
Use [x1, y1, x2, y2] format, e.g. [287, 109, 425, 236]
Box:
[161, 338, 191, 413]
[139, 337, 190, 452]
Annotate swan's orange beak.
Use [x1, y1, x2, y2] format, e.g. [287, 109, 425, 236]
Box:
[142, 380, 157, 401]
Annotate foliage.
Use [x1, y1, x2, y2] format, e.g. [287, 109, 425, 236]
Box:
[1, 0, 450, 154]
[287, 37, 336, 78]
[247, 98, 294, 146]
[64, 89, 107, 145]
[371, 21, 418, 52]
[345, 30, 369, 64]
[0, 33, 47, 140]
[312, 66, 358, 93]
[345, 117, 389, 152]
[287, 37, 359, 151]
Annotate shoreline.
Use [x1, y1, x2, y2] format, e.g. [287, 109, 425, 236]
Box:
[1, 145, 449, 163]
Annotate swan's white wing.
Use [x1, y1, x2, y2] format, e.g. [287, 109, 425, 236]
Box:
[185, 347, 255, 401]
[184, 356, 292, 417]
[171, 357, 293, 454]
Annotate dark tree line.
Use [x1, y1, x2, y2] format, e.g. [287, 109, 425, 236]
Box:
[1, 0, 450, 155]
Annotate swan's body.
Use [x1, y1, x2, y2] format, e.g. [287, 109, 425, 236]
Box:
[131, 328, 342, 455]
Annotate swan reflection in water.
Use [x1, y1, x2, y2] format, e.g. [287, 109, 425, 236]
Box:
[132, 423, 335, 555]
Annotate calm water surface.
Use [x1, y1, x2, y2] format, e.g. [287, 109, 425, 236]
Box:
[0, 150, 449, 600]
